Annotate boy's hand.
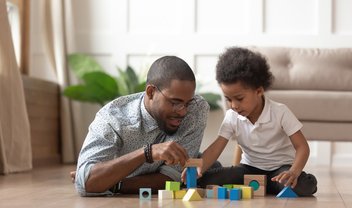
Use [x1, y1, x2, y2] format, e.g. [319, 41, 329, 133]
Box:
[181, 167, 202, 184]
[271, 170, 299, 188]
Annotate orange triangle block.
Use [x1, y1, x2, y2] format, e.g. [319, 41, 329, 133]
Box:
[182, 189, 203, 201]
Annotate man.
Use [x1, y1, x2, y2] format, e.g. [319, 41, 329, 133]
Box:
[74, 56, 210, 196]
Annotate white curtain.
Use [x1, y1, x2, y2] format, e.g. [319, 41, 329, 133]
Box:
[42, 0, 83, 163]
[0, 0, 32, 173]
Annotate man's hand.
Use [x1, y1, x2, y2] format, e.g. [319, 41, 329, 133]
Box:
[70, 171, 76, 183]
[271, 170, 299, 188]
[152, 141, 189, 166]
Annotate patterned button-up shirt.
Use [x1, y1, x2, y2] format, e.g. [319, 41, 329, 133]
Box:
[75, 92, 209, 196]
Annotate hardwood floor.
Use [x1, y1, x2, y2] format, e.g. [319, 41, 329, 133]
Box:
[0, 164, 351, 208]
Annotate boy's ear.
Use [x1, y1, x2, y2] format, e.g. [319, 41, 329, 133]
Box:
[256, 86, 264, 96]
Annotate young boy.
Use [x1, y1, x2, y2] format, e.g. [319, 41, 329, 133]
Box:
[183, 47, 317, 196]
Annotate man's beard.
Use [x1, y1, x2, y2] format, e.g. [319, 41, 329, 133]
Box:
[156, 119, 178, 136]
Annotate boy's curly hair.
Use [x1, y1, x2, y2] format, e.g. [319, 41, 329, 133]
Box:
[216, 47, 274, 90]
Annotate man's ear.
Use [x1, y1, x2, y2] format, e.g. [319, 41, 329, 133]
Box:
[146, 85, 155, 99]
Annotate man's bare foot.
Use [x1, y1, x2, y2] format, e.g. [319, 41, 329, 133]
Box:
[70, 171, 76, 183]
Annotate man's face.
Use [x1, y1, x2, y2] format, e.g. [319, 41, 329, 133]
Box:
[148, 80, 196, 135]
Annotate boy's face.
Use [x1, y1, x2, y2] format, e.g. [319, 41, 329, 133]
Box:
[220, 81, 264, 124]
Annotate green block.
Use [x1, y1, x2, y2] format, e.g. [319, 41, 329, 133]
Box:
[223, 184, 233, 189]
[165, 181, 180, 191]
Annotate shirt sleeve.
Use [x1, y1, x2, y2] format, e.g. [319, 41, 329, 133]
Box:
[75, 110, 123, 196]
[281, 105, 303, 136]
[218, 110, 237, 140]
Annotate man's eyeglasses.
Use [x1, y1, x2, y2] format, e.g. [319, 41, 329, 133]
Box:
[154, 86, 196, 112]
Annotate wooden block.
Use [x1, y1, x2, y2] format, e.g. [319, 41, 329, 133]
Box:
[232, 184, 246, 188]
[223, 184, 233, 189]
[195, 188, 205, 198]
[139, 188, 152, 200]
[244, 174, 267, 196]
[212, 186, 220, 199]
[184, 158, 203, 168]
[276, 186, 298, 198]
[206, 185, 220, 189]
[165, 181, 180, 191]
[182, 189, 202, 201]
[230, 188, 241, 200]
[206, 189, 214, 198]
[241, 186, 253, 199]
[186, 167, 197, 188]
[158, 190, 173, 200]
[218, 187, 227, 199]
[174, 190, 187, 199]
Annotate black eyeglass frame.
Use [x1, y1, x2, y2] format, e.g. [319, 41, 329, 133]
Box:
[153, 85, 197, 112]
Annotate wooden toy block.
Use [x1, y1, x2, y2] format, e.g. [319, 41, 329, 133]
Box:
[232, 184, 246, 188]
[230, 188, 241, 200]
[184, 158, 203, 168]
[186, 167, 197, 188]
[241, 186, 253, 199]
[223, 184, 233, 189]
[212, 186, 221, 199]
[206, 189, 214, 198]
[182, 189, 202, 201]
[174, 190, 187, 199]
[206, 185, 220, 189]
[195, 188, 205, 198]
[218, 187, 227, 199]
[165, 181, 180, 191]
[244, 174, 267, 196]
[276, 186, 298, 198]
[139, 188, 152, 200]
[158, 190, 174, 200]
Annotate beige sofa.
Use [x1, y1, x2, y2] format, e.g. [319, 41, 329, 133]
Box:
[250, 47, 352, 142]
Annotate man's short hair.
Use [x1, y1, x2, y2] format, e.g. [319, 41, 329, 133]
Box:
[146, 56, 195, 90]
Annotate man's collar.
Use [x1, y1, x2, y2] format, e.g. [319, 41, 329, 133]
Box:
[141, 95, 159, 132]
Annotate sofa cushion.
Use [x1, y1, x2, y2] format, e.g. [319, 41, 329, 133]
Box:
[251, 47, 352, 91]
[266, 90, 352, 122]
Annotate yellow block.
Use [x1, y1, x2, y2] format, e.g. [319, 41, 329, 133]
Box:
[174, 190, 187, 199]
[242, 186, 253, 199]
[182, 189, 202, 201]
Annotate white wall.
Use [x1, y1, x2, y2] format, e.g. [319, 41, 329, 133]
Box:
[30, 0, 352, 166]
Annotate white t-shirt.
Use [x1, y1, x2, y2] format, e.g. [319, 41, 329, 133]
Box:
[218, 96, 303, 171]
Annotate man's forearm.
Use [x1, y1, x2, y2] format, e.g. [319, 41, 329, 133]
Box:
[120, 173, 173, 194]
[85, 148, 145, 193]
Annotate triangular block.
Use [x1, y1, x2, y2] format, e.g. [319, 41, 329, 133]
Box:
[182, 189, 202, 201]
[276, 186, 298, 198]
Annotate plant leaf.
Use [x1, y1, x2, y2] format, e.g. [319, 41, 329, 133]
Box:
[82, 71, 119, 103]
[63, 85, 103, 104]
[68, 53, 104, 79]
[200, 92, 222, 111]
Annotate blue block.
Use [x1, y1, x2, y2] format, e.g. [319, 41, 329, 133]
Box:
[186, 167, 197, 188]
[206, 189, 214, 198]
[276, 186, 298, 198]
[139, 188, 152, 200]
[218, 187, 227, 199]
[230, 188, 241, 200]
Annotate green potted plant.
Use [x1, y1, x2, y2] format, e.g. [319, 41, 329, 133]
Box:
[63, 53, 221, 110]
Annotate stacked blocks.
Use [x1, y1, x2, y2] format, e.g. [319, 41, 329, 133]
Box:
[139, 188, 152, 200]
[244, 175, 267, 196]
[186, 167, 197, 189]
[165, 181, 180, 191]
[276, 186, 298, 198]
